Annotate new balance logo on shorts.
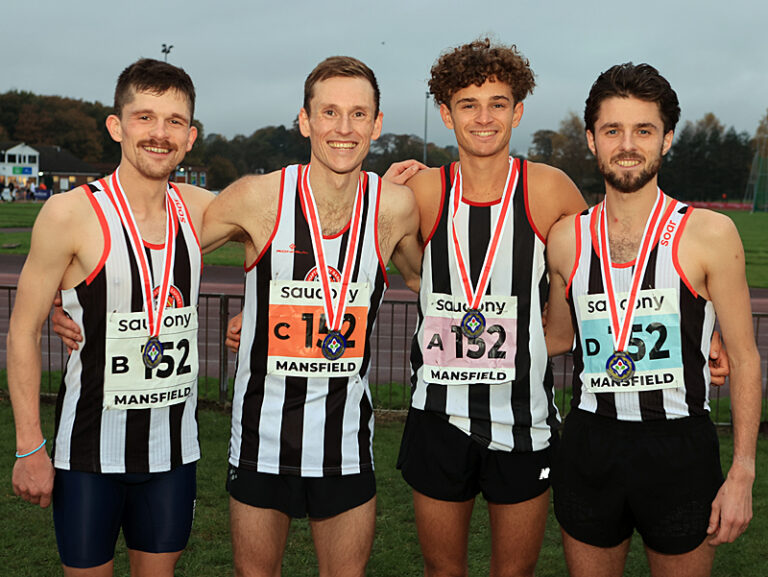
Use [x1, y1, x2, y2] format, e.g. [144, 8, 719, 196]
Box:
[539, 467, 550, 480]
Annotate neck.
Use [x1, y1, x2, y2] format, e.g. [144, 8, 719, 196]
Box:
[603, 180, 660, 229]
[456, 149, 511, 202]
[116, 163, 169, 216]
[307, 161, 361, 235]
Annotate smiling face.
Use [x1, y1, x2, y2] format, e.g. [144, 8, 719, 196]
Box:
[440, 79, 523, 161]
[106, 88, 197, 182]
[298, 76, 383, 176]
[587, 96, 673, 194]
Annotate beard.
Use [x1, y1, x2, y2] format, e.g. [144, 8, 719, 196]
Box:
[598, 151, 662, 193]
[134, 140, 180, 180]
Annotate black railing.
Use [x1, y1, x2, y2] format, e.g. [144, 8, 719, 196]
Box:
[2, 286, 766, 425]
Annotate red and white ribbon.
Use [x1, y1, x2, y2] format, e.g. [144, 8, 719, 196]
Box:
[104, 170, 178, 340]
[597, 188, 665, 351]
[451, 157, 519, 310]
[298, 164, 364, 335]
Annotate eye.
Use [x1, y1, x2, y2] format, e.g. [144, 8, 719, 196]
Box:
[606, 129, 618, 135]
[353, 111, 366, 119]
[323, 109, 336, 117]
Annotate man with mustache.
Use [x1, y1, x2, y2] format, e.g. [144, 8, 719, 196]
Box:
[9, 58, 212, 576]
[546, 63, 760, 576]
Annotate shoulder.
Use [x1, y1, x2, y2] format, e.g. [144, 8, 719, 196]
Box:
[37, 186, 94, 229]
[681, 206, 738, 239]
[174, 183, 215, 208]
[524, 160, 587, 240]
[547, 213, 580, 274]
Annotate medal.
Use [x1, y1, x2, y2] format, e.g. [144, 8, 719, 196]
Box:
[450, 158, 519, 338]
[321, 331, 347, 361]
[606, 350, 635, 382]
[143, 336, 164, 369]
[104, 170, 180, 365]
[597, 189, 667, 380]
[298, 164, 364, 362]
[461, 308, 486, 339]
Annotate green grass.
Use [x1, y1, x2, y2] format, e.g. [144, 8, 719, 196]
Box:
[720, 210, 768, 288]
[2, 207, 768, 286]
[2, 397, 767, 576]
[0, 202, 44, 227]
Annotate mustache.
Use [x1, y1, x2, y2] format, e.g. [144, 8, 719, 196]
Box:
[139, 140, 176, 151]
[612, 154, 644, 163]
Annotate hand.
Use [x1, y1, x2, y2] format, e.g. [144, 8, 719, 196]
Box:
[226, 311, 243, 354]
[12, 448, 55, 508]
[382, 160, 428, 185]
[51, 292, 81, 353]
[708, 330, 730, 386]
[707, 459, 754, 545]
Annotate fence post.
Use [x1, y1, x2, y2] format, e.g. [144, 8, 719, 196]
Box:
[218, 295, 229, 404]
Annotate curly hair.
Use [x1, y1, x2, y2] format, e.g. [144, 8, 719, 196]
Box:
[429, 38, 535, 108]
[584, 63, 680, 134]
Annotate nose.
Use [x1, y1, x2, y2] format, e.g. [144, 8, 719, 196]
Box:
[618, 131, 636, 151]
[149, 119, 168, 140]
[337, 114, 353, 134]
[476, 105, 493, 124]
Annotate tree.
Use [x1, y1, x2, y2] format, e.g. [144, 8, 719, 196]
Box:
[528, 113, 602, 202]
[661, 113, 752, 201]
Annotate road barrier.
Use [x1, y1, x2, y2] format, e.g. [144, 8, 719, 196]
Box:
[3, 288, 766, 425]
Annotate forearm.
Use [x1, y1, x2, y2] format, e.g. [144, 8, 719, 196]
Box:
[7, 329, 45, 450]
[727, 352, 762, 475]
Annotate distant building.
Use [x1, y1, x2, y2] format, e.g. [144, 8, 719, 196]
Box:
[0, 142, 39, 188]
[0, 141, 100, 192]
[172, 164, 208, 188]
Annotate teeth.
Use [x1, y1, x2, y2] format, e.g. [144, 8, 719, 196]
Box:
[616, 160, 640, 167]
[145, 146, 170, 154]
[329, 142, 356, 149]
[472, 131, 495, 137]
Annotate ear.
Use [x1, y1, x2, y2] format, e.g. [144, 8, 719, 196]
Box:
[106, 114, 122, 143]
[511, 101, 524, 128]
[439, 103, 454, 130]
[298, 108, 311, 138]
[661, 130, 674, 156]
[585, 130, 597, 156]
[371, 111, 383, 141]
[185, 124, 198, 152]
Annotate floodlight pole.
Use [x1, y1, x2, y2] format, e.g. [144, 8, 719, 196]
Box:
[423, 91, 429, 165]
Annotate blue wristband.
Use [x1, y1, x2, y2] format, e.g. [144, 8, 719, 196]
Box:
[15, 439, 46, 458]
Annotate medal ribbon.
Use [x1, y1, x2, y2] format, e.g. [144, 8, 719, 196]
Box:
[597, 188, 665, 351]
[105, 170, 178, 339]
[451, 157, 519, 311]
[298, 164, 364, 335]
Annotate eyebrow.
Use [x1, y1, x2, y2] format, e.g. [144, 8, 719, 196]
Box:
[599, 121, 659, 130]
[455, 94, 511, 105]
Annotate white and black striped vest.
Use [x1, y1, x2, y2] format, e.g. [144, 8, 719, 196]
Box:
[567, 198, 716, 421]
[54, 175, 202, 473]
[410, 161, 558, 452]
[229, 165, 387, 477]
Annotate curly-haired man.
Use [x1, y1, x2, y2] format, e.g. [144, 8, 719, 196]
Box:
[394, 38, 587, 577]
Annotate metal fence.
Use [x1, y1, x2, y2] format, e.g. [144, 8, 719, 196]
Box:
[3, 287, 767, 424]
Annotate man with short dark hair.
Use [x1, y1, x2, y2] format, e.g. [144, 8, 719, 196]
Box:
[9, 58, 213, 576]
[546, 62, 760, 577]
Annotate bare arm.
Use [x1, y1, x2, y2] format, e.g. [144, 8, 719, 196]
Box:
[683, 211, 761, 545]
[381, 181, 422, 293]
[201, 173, 280, 254]
[8, 195, 83, 507]
[526, 162, 588, 241]
[545, 215, 577, 357]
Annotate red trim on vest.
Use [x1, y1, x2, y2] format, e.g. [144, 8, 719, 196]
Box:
[85, 182, 111, 286]
[372, 175, 389, 286]
[565, 214, 581, 297]
[673, 205, 698, 298]
[423, 164, 450, 248]
[523, 161, 545, 244]
[248, 167, 286, 272]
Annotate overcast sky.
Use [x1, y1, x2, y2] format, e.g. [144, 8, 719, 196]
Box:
[3, 0, 767, 154]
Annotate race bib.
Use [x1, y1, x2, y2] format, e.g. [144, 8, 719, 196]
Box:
[103, 306, 198, 409]
[421, 293, 517, 385]
[577, 288, 684, 393]
[267, 280, 369, 378]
